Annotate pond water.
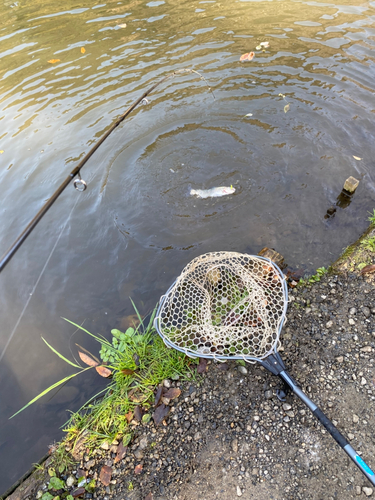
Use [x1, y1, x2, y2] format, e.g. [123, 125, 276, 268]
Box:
[1, 0, 375, 492]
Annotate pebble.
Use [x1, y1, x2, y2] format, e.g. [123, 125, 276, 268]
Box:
[361, 346, 372, 352]
[100, 441, 109, 450]
[356, 486, 361, 495]
[66, 475, 76, 487]
[349, 318, 355, 325]
[363, 487, 373, 497]
[194, 432, 202, 441]
[236, 485, 242, 497]
[163, 379, 171, 388]
[336, 356, 344, 363]
[232, 439, 238, 453]
[238, 366, 248, 375]
[353, 414, 359, 423]
[326, 320, 333, 328]
[264, 390, 273, 399]
[282, 403, 292, 411]
[138, 437, 148, 450]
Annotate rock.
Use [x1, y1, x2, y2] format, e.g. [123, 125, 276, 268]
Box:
[363, 487, 373, 497]
[361, 346, 372, 353]
[134, 449, 144, 460]
[194, 432, 202, 441]
[238, 366, 248, 375]
[264, 390, 273, 399]
[282, 403, 292, 411]
[326, 320, 333, 328]
[348, 433, 355, 440]
[163, 379, 171, 388]
[66, 475, 76, 487]
[349, 318, 355, 325]
[100, 441, 110, 450]
[353, 414, 359, 423]
[363, 307, 371, 318]
[356, 486, 361, 495]
[232, 439, 238, 453]
[349, 308, 357, 315]
[138, 437, 148, 450]
[236, 485, 242, 497]
[336, 356, 344, 363]
[85, 459, 95, 470]
[361, 377, 367, 386]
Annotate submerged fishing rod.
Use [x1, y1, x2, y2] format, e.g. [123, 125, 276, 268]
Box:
[0, 69, 213, 273]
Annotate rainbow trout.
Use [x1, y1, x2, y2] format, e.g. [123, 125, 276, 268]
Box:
[190, 186, 235, 199]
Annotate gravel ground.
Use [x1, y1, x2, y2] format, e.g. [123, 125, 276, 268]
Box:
[65, 269, 375, 500]
[7, 242, 375, 500]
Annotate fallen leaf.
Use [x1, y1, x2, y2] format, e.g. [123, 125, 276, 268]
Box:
[115, 441, 127, 463]
[99, 465, 112, 486]
[134, 464, 143, 474]
[95, 365, 112, 377]
[123, 434, 132, 446]
[163, 388, 181, 400]
[240, 52, 254, 62]
[78, 351, 99, 367]
[80, 47, 86, 53]
[121, 368, 135, 376]
[48, 59, 60, 64]
[142, 413, 152, 423]
[284, 103, 290, 113]
[75, 344, 100, 364]
[71, 487, 86, 498]
[260, 41, 270, 48]
[197, 357, 208, 374]
[134, 405, 143, 422]
[353, 156, 362, 160]
[145, 493, 153, 500]
[154, 384, 163, 407]
[118, 23, 127, 28]
[125, 411, 133, 423]
[360, 264, 375, 275]
[153, 403, 170, 426]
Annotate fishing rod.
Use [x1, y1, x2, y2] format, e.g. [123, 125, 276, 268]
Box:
[0, 69, 213, 273]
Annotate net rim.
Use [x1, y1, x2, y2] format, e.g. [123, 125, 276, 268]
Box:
[154, 252, 288, 362]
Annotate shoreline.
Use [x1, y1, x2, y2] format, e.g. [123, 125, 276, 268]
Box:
[3, 225, 375, 500]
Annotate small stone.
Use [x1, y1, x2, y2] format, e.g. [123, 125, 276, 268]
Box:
[349, 307, 357, 315]
[138, 437, 148, 450]
[264, 390, 273, 399]
[238, 366, 248, 375]
[134, 449, 144, 459]
[336, 356, 344, 363]
[326, 320, 334, 328]
[171, 373, 180, 380]
[349, 318, 355, 325]
[363, 307, 371, 318]
[36, 491, 43, 499]
[167, 435, 174, 444]
[236, 485, 242, 497]
[100, 441, 110, 450]
[163, 379, 171, 388]
[348, 433, 355, 440]
[161, 397, 171, 405]
[282, 403, 292, 411]
[194, 432, 202, 441]
[66, 475, 76, 487]
[356, 485, 362, 495]
[361, 377, 367, 386]
[353, 414, 359, 423]
[361, 346, 372, 353]
[232, 439, 239, 453]
[363, 487, 373, 497]
[85, 459, 95, 470]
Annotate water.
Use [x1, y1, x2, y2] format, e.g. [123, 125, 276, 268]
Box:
[1, 0, 375, 491]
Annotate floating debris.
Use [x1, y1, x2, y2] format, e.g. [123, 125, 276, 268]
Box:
[190, 186, 236, 198]
[353, 156, 362, 160]
[260, 41, 270, 48]
[240, 52, 254, 62]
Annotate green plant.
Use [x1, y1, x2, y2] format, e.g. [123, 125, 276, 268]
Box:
[128, 482, 134, 491]
[361, 236, 375, 252]
[48, 442, 77, 474]
[368, 209, 375, 225]
[299, 267, 328, 286]
[12, 300, 194, 451]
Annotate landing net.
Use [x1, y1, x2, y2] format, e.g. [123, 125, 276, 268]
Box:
[155, 252, 288, 361]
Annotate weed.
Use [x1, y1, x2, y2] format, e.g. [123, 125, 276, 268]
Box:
[368, 209, 375, 225]
[361, 236, 375, 252]
[128, 482, 134, 491]
[12, 300, 195, 452]
[299, 267, 328, 286]
[48, 442, 77, 474]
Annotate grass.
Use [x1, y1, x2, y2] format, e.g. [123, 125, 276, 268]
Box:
[368, 209, 375, 225]
[12, 300, 196, 461]
[361, 236, 375, 252]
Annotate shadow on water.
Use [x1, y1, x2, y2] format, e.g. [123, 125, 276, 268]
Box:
[1, 0, 375, 491]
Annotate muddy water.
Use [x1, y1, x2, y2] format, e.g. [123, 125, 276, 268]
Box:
[0, 0, 375, 491]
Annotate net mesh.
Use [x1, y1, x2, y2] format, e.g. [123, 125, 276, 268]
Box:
[156, 252, 287, 361]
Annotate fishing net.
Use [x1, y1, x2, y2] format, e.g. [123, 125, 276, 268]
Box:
[155, 251, 288, 361]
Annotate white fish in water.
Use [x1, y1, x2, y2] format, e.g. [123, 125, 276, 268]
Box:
[190, 186, 236, 199]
